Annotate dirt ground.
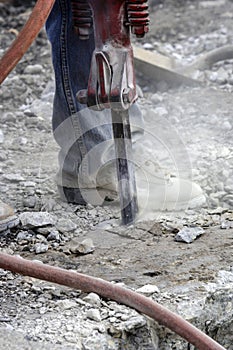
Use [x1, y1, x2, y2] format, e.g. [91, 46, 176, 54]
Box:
[1, 0, 233, 348]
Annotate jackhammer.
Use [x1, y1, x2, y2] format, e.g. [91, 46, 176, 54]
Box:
[73, 0, 149, 225]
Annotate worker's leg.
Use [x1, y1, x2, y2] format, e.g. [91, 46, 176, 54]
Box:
[46, 0, 144, 205]
[46, 0, 205, 212]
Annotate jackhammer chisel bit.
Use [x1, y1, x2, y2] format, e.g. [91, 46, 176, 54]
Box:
[74, 0, 149, 225]
[111, 109, 138, 225]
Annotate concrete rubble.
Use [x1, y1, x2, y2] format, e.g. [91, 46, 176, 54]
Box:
[0, 268, 233, 349]
[1, 0, 233, 349]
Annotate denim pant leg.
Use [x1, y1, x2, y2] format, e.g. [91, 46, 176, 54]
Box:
[46, 0, 144, 195]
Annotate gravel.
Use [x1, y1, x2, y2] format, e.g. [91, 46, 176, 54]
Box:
[1, 0, 233, 349]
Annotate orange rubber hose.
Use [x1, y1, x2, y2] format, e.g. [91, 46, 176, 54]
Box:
[0, 252, 226, 350]
[0, 0, 55, 84]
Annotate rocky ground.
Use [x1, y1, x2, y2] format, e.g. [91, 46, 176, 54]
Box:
[1, 0, 233, 349]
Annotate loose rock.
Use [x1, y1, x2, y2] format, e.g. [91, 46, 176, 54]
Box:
[136, 284, 160, 295]
[55, 218, 78, 233]
[69, 238, 95, 255]
[24, 64, 43, 75]
[175, 227, 205, 243]
[34, 243, 49, 254]
[86, 308, 102, 322]
[19, 212, 57, 228]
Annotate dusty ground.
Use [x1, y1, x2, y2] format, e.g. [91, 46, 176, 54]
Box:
[1, 0, 233, 349]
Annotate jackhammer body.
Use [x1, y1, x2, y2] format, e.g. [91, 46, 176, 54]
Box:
[73, 0, 149, 109]
[73, 0, 149, 224]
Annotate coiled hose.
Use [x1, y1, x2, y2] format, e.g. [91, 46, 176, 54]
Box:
[0, 1, 228, 348]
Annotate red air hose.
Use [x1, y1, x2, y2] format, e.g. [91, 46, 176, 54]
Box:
[0, 252, 226, 350]
[0, 0, 55, 84]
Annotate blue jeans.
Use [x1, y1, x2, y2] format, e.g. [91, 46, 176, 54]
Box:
[46, 0, 144, 200]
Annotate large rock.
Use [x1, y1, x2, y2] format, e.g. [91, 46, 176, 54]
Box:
[19, 212, 57, 228]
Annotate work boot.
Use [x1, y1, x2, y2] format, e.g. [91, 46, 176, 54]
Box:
[98, 162, 205, 211]
[0, 200, 19, 233]
[58, 158, 206, 216]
